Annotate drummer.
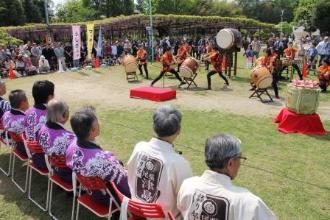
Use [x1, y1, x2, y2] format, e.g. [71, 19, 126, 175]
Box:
[176, 42, 189, 72]
[136, 44, 149, 79]
[254, 48, 280, 98]
[317, 59, 330, 92]
[282, 42, 303, 80]
[204, 41, 213, 71]
[206, 46, 229, 90]
[151, 47, 186, 87]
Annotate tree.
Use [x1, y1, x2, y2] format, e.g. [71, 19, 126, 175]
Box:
[83, 0, 134, 18]
[0, 0, 25, 26]
[294, 0, 317, 32]
[312, 0, 330, 33]
[23, 0, 42, 23]
[56, 0, 97, 22]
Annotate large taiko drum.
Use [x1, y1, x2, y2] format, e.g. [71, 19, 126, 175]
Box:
[179, 57, 199, 78]
[251, 66, 273, 88]
[122, 55, 137, 73]
[216, 28, 242, 50]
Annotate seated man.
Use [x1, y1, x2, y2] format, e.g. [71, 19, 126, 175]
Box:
[127, 105, 193, 219]
[66, 106, 130, 205]
[177, 133, 276, 220]
[38, 99, 75, 183]
[2, 90, 29, 156]
[25, 80, 55, 169]
[38, 55, 50, 73]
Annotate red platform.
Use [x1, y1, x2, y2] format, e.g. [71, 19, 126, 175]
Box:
[274, 108, 327, 135]
[130, 86, 176, 102]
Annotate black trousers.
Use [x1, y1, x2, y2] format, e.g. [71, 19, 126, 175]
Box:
[138, 63, 149, 79]
[207, 70, 229, 88]
[272, 71, 280, 97]
[281, 64, 303, 80]
[319, 80, 327, 92]
[151, 68, 183, 86]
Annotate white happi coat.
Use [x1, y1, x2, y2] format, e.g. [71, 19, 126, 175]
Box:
[177, 170, 277, 220]
[127, 138, 193, 219]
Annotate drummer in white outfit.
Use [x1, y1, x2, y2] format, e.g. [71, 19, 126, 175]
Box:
[177, 133, 276, 220]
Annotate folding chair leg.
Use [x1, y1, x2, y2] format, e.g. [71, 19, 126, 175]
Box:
[11, 155, 28, 193]
[28, 168, 50, 211]
[0, 147, 12, 176]
[48, 180, 76, 220]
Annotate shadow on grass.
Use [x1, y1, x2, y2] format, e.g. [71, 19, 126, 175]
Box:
[77, 71, 90, 76]
[309, 132, 330, 141]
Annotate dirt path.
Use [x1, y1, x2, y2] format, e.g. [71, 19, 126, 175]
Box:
[7, 66, 330, 120]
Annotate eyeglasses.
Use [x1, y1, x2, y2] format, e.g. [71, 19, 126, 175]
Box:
[234, 155, 247, 164]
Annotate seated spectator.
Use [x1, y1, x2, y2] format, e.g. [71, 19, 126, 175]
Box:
[66, 106, 130, 205]
[0, 80, 11, 119]
[15, 55, 26, 76]
[38, 99, 75, 183]
[38, 55, 50, 73]
[127, 105, 193, 219]
[177, 133, 276, 220]
[2, 90, 29, 157]
[23, 55, 37, 75]
[25, 80, 55, 169]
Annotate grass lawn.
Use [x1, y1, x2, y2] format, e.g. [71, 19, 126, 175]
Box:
[0, 52, 329, 219]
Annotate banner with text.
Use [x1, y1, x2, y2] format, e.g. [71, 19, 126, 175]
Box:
[86, 23, 94, 59]
[72, 25, 81, 60]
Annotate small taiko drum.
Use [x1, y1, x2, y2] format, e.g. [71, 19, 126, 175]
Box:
[216, 28, 242, 49]
[122, 55, 137, 73]
[251, 66, 273, 88]
[180, 57, 199, 78]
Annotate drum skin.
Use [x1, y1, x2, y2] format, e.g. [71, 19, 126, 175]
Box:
[180, 57, 199, 78]
[122, 55, 137, 73]
[251, 66, 272, 88]
[216, 28, 242, 49]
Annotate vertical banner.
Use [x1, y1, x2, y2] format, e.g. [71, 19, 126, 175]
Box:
[96, 26, 103, 57]
[72, 25, 81, 60]
[86, 23, 94, 59]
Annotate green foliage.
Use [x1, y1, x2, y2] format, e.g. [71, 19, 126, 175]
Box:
[294, 0, 317, 32]
[23, 0, 42, 23]
[0, 0, 25, 26]
[276, 22, 293, 35]
[0, 29, 23, 46]
[193, 0, 242, 17]
[55, 0, 97, 23]
[312, 0, 330, 33]
[82, 0, 134, 18]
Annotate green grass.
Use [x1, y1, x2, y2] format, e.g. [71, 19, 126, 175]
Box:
[0, 52, 329, 219]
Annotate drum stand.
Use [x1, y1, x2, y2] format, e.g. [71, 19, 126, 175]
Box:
[126, 71, 138, 81]
[249, 88, 273, 103]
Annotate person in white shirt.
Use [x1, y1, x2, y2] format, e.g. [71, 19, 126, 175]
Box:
[38, 55, 50, 73]
[177, 133, 276, 220]
[127, 105, 193, 219]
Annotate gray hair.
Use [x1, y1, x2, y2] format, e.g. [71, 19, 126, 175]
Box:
[205, 133, 241, 169]
[46, 99, 69, 123]
[153, 105, 182, 137]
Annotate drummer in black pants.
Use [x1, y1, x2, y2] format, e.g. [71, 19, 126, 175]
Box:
[206, 47, 229, 90]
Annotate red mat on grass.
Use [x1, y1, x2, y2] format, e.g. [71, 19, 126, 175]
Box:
[130, 86, 176, 102]
[274, 108, 327, 135]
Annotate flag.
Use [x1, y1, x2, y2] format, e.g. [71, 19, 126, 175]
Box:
[72, 25, 81, 60]
[86, 23, 94, 59]
[96, 26, 103, 57]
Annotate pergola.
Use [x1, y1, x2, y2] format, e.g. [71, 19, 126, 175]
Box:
[5, 14, 275, 43]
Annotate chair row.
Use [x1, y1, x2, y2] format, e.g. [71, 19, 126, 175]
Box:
[0, 129, 176, 220]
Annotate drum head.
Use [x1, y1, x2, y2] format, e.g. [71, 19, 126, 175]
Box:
[216, 29, 234, 49]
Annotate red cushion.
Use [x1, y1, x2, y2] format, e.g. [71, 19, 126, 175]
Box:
[13, 149, 28, 161]
[78, 194, 119, 217]
[274, 108, 327, 135]
[130, 86, 176, 102]
[50, 174, 73, 191]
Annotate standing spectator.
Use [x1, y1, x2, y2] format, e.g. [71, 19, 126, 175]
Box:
[127, 105, 193, 219]
[111, 41, 118, 63]
[273, 36, 284, 56]
[245, 45, 254, 68]
[42, 44, 56, 71]
[54, 43, 66, 72]
[30, 43, 41, 68]
[316, 36, 330, 66]
[307, 43, 318, 70]
[64, 42, 73, 68]
[124, 39, 132, 55]
[251, 37, 261, 59]
[177, 133, 276, 220]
